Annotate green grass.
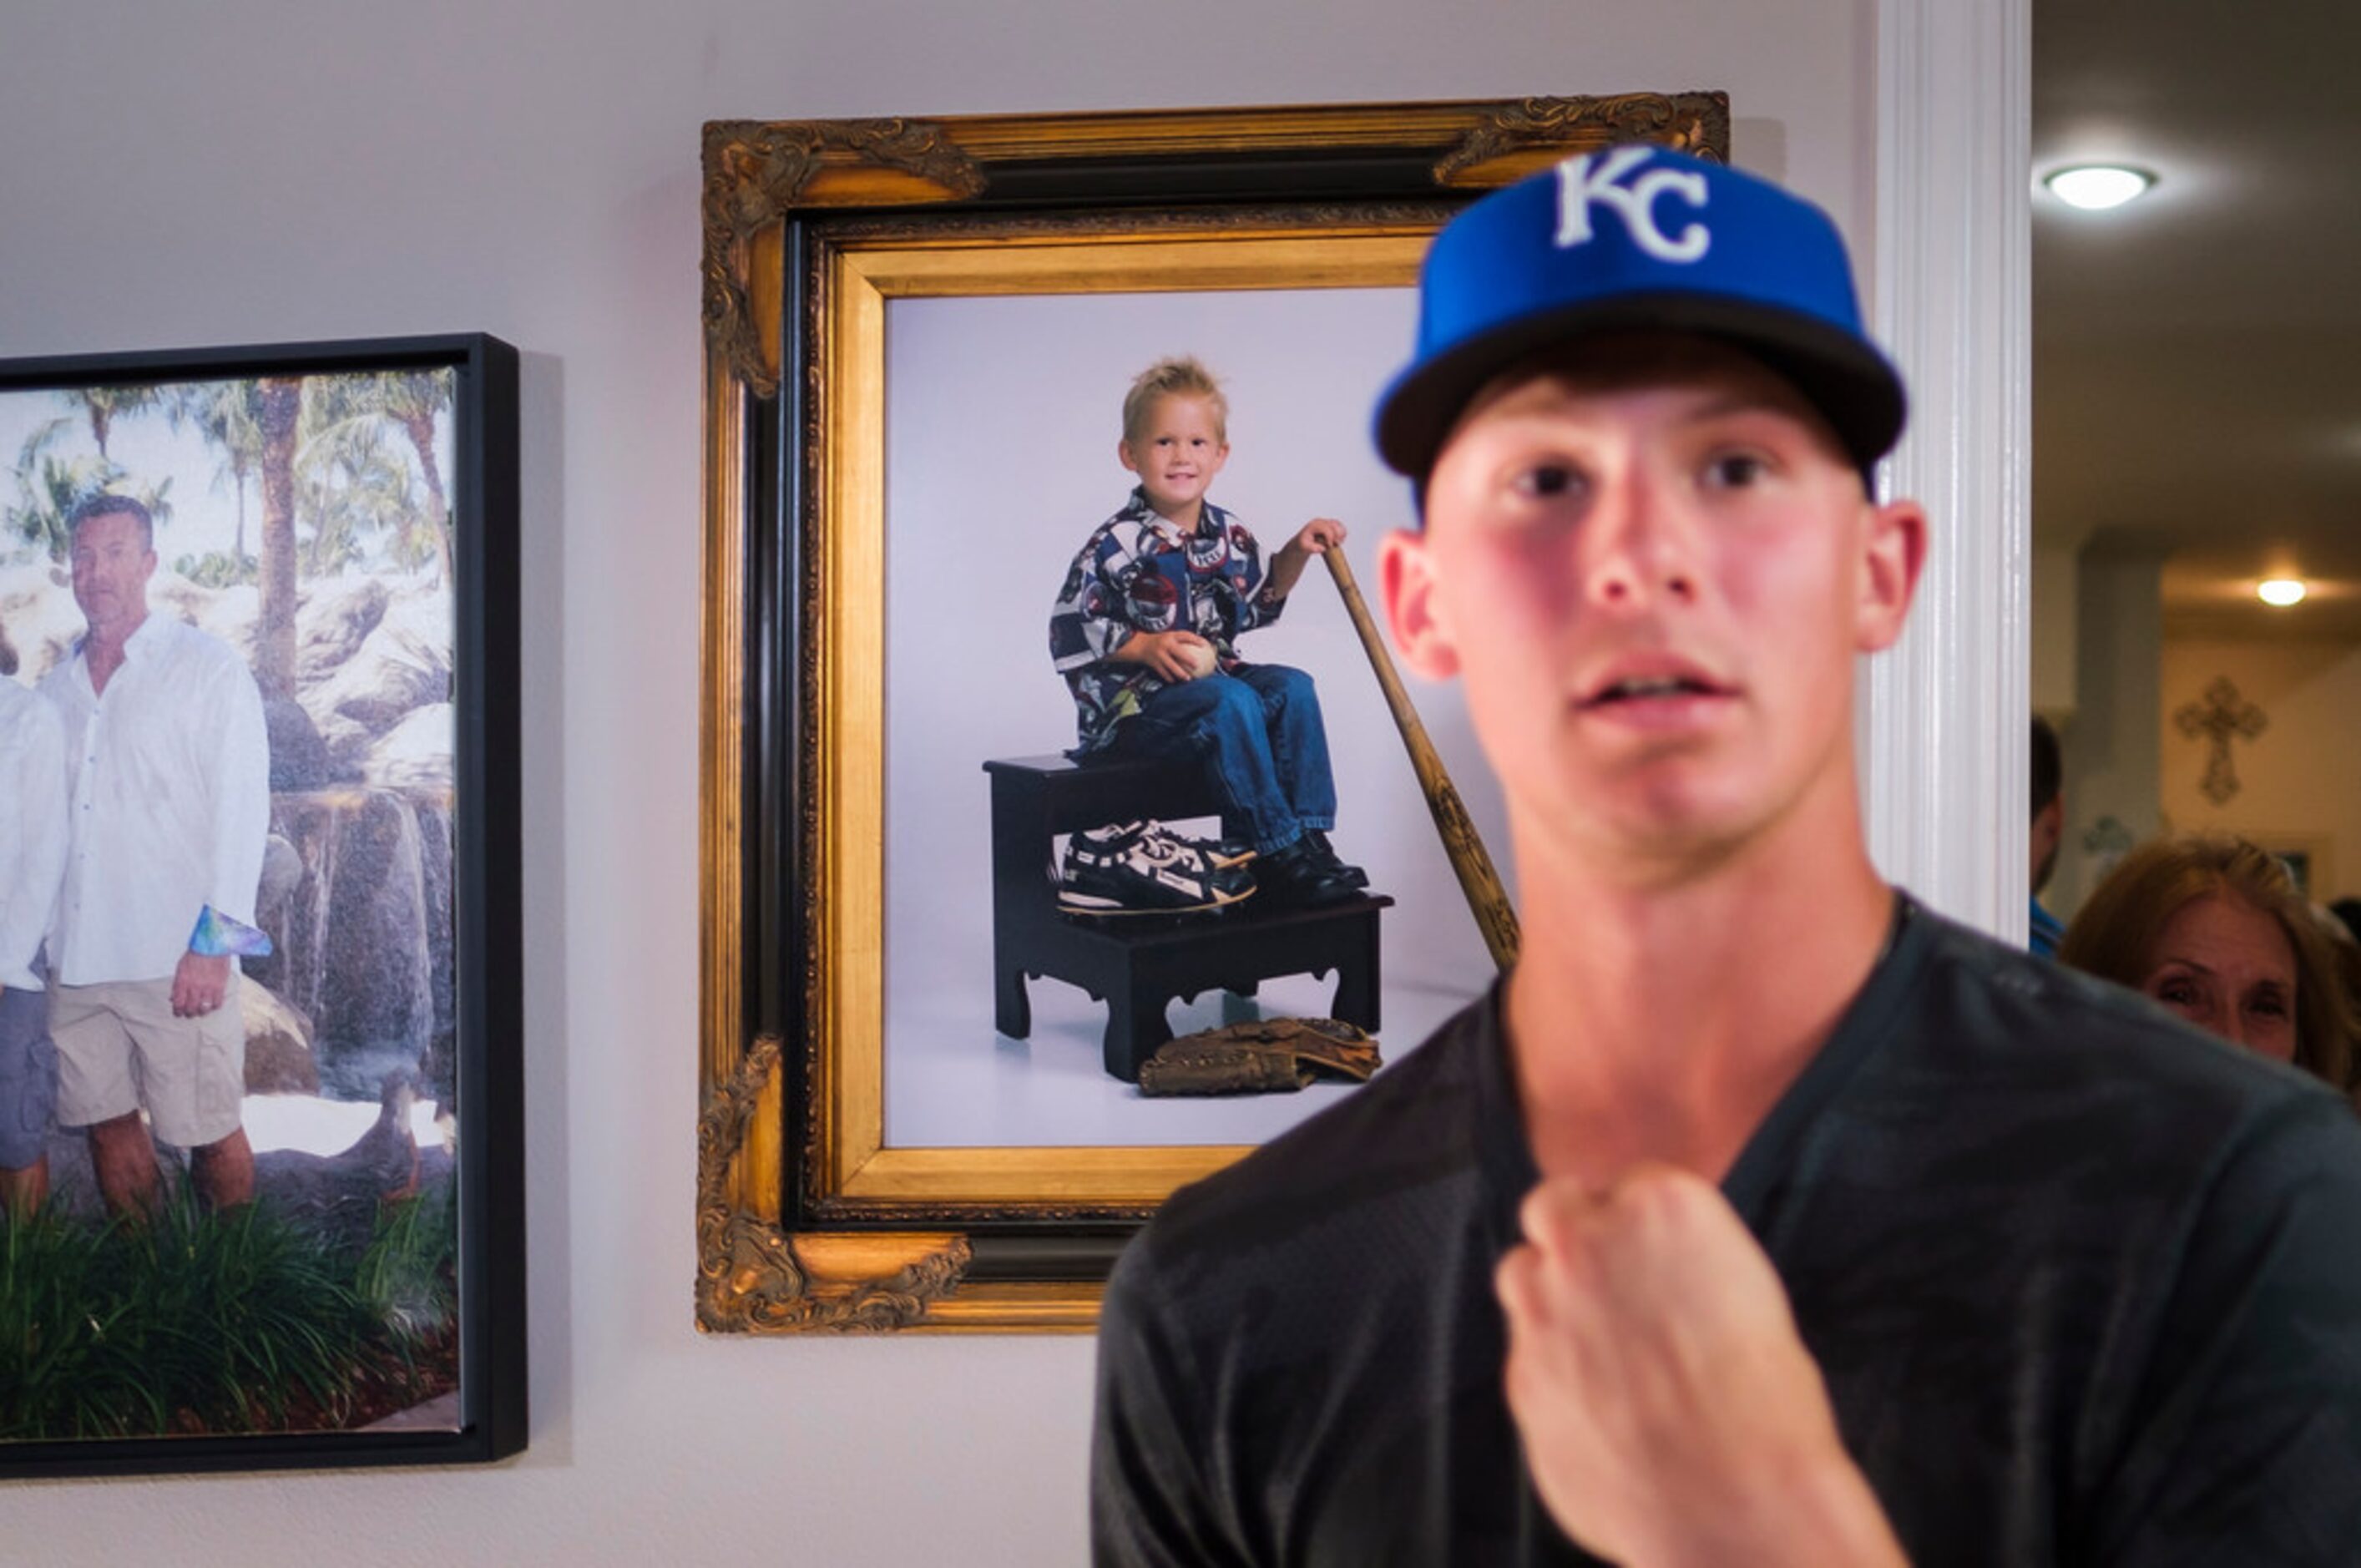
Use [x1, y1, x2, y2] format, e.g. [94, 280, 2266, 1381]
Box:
[0, 1181, 459, 1440]
[356, 1180, 459, 1366]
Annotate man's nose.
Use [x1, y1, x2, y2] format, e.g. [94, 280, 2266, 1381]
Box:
[1581, 467, 1697, 609]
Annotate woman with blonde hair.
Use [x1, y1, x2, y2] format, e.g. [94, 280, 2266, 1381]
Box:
[2058, 832, 2358, 1094]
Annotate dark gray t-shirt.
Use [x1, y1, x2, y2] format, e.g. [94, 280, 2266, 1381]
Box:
[1092, 898, 2361, 1565]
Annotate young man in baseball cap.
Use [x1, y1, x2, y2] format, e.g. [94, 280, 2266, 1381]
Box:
[1092, 145, 2361, 1565]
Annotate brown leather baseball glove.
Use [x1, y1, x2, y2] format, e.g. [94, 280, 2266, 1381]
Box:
[1137, 1016, 1383, 1096]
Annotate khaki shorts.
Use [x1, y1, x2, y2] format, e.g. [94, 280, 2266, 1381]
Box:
[52, 978, 245, 1150]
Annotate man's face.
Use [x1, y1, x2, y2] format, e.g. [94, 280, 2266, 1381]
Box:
[1380, 337, 1924, 874]
[1120, 394, 1229, 521]
[68, 508, 156, 640]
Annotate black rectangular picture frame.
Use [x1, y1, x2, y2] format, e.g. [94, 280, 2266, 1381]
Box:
[0, 333, 523, 1475]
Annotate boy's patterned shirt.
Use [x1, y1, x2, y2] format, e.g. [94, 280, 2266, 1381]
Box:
[1049, 488, 1287, 754]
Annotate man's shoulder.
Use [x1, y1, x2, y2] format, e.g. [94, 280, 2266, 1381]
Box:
[1880, 904, 2353, 1165]
[147, 613, 239, 658]
[143, 616, 256, 688]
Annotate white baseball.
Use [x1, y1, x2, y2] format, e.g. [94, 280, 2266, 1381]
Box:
[1179, 640, 1219, 680]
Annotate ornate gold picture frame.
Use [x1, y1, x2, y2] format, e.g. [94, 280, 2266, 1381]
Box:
[697, 95, 1729, 1334]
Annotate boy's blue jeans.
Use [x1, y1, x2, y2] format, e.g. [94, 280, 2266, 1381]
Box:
[1106, 665, 1336, 853]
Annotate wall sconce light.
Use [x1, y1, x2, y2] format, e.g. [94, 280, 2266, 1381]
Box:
[2257, 578, 2307, 608]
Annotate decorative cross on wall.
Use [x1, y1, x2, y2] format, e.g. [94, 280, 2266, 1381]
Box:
[2175, 676, 2268, 805]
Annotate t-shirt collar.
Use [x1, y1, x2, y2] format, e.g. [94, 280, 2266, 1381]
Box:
[1470, 889, 1930, 1246]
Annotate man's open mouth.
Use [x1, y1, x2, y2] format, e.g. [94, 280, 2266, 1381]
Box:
[1579, 669, 1733, 708]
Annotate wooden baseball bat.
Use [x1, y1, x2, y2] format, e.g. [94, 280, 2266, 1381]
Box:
[1322, 546, 1521, 971]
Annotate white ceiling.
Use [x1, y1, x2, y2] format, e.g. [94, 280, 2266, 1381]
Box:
[2034, 0, 2361, 639]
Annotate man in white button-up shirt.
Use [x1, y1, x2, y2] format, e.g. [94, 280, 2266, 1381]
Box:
[39, 494, 270, 1213]
[1, 641, 68, 1212]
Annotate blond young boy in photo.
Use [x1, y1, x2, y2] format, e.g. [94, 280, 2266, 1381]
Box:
[1049, 357, 1366, 913]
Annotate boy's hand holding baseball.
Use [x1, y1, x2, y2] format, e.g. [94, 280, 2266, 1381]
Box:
[1495, 1165, 1905, 1568]
[1119, 629, 1218, 682]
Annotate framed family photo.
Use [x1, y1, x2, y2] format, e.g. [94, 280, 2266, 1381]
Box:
[0, 334, 523, 1474]
[696, 97, 1728, 1333]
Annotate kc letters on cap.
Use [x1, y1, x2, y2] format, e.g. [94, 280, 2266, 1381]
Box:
[1374, 144, 1908, 480]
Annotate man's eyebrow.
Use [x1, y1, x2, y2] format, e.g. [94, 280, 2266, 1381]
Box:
[1681, 392, 1806, 425]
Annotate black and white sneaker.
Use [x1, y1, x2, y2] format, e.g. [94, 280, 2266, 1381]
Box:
[1058, 821, 1256, 917]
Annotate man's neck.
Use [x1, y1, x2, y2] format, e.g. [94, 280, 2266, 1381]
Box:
[82, 614, 142, 695]
[1503, 789, 1895, 1188]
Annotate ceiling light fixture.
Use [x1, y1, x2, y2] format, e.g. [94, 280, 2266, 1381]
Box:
[2044, 164, 2155, 211]
[2257, 579, 2307, 608]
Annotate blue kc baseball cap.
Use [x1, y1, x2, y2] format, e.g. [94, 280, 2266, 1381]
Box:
[1373, 144, 1906, 482]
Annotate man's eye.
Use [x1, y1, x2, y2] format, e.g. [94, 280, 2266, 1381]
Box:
[1704, 453, 1768, 488]
[1511, 464, 1579, 498]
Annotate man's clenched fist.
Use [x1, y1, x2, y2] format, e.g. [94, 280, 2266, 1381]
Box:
[1494, 1163, 1907, 1567]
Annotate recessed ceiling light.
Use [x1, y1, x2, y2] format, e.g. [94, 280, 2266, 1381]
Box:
[2257, 578, 2307, 608]
[2044, 165, 2155, 211]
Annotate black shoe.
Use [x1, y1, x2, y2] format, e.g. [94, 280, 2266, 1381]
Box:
[1254, 838, 1361, 908]
[1306, 830, 1368, 890]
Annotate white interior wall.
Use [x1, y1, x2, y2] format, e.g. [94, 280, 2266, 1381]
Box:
[2055, 547, 2167, 918]
[2160, 636, 2361, 904]
[1, 1, 1930, 1560]
[2032, 538, 2081, 721]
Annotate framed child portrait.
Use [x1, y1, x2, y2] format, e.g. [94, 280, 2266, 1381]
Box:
[0, 334, 523, 1474]
[695, 96, 1728, 1333]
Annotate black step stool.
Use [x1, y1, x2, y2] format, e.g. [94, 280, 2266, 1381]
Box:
[984, 753, 1390, 1082]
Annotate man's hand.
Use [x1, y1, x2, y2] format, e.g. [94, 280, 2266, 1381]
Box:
[172, 951, 234, 1018]
[1116, 629, 1217, 683]
[1495, 1165, 1906, 1567]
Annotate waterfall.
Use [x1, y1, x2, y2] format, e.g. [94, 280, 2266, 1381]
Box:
[259, 787, 455, 1102]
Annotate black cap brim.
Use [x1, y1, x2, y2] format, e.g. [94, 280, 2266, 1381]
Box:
[1374, 292, 1908, 482]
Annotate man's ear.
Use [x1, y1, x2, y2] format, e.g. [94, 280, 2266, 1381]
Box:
[1854, 497, 1928, 654]
[1379, 527, 1460, 679]
[1117, 439, 1140, 476]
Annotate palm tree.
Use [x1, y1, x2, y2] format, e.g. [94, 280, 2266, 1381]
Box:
[302, 372, 455, 586]
[7, 415, 88, 561]
[5, 416, 171, 564]
[177, 381, 266, 565]
[376, 371, 453, 586]
[299, 419, 416, 577]
[60, 385, 166, 461]
[255, 377, 303, 693]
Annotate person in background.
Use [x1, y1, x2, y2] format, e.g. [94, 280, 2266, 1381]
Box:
[38, 493, 270, 1215]
[2027, 715, 2065, 957]
[2310, 900, 2361, 1080]
[2058, 832, 2357, 1095]
[1, 624, 69, 1213]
